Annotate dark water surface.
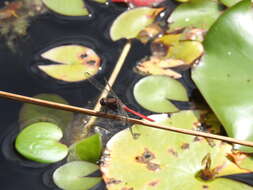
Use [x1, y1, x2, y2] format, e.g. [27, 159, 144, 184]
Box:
[0, 0, 252, 190]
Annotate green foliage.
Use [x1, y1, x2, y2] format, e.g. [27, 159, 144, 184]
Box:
[133, 75, 188, 112]
[15, 122, 68, 163]
[192, 0, 253, 152]
[53, 161, 101, 190]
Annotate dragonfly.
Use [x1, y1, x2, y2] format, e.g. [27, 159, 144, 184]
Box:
[85, 73, 154, 137]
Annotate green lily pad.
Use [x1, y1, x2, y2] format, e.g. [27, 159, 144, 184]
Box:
[192, 0, 253, 152]
[15, 122, 68, 163]
[168, 0, 222, 31]
[219, 0, 241, 7]
[110, 7, 163, 41]
[101, 111, 251, 190]
[42, 0, 89, 16]
[133, 75, 188, 113]
[39, 45, 101, 82]
[19, 93, 73, 130]
[53, 161, 101, 190]
[68, 134, 103, 163]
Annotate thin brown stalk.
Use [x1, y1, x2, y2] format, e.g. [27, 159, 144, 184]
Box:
[1, 90, 253, 148]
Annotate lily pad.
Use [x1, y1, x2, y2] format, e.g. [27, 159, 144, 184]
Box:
[19, 93, 73, 130]
[53, 161, 101, 190]
[110, 7, 163, 41]
[192, 0, 253, 152]
[168, 0, 222, 31]
[112, 0, 166, 7]
[15, 122, 68, 163]
[101, 111, 251, 190]
[68, 134, 103, 163]
[42, 0, 89, 16]
[133, 75, 188, 113]
[151, 31, 204, 66]
[38, 45, 101, 82]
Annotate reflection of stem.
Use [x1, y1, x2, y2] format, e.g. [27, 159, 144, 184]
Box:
[82, 41, 132, 137]
[1, 90, 253, 148]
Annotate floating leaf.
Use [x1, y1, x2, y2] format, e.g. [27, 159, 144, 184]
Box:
[133, 75, 188, 113]
[42, 0, 89, 16]
[219, 0, 242, 7]
[19, 93, 73, 130]
[93, 0, 107, 3]
[168, 0, 222, 31]
[15, 122, 68, 163]
[68, 134, 103, 163]
[151, 31, 204, 65]
[192, 0, 253, 152]
[53, 161, 101, 190]
[38, 45, 101, 82]
[134, 56, 184, 79]
[101, 111, 251, 190]
[110, 7, 163, 41]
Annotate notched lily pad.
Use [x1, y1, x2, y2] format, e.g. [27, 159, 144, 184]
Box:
[19, 93, 73, 130]
[68, 134, 103, 163]
[53, 161, 101, 190]
[42, 0, 89, 16]
[168, 0, 222, 31]
[133, 75, 188, 113]
[15, 122, 68, 163]
[110, 7, 164, 41]
[101, 111, 252, 190]
[38, 45, 101, 82]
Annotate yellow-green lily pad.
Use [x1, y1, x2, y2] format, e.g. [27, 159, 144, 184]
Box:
[38, 45, 101, 82]
[133, 75, 188, 113]
[101, 111, 252, 190]
[42, 0, 89, 16]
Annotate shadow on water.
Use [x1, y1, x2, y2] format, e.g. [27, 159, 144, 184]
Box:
[0, 0, 252, 189]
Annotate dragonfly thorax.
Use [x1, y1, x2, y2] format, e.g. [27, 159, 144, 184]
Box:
[100, 97, 121, 111]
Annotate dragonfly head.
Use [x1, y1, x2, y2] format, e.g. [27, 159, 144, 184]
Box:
[100, 98, 106, 106]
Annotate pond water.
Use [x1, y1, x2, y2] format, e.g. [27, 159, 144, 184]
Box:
[0, 0, 252, 190]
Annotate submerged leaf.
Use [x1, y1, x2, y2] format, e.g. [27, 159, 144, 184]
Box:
[53, 161, 101, 190]
[192, 0, 253, 152]
[15, 122, 68, 163]
[133, 75, 188, 113]
[42, 0, 89, 16]
[110, 7, 163, 41]
[101, 111, 251, 190]
[38, 45, 101, 82]
[168, 0, 222, 31]
[19, 93, 73, 130]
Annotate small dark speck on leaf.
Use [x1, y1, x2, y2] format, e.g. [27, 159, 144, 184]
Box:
[227, 74, 230, 77]
[148, 180, 160, 187]
[87, 60, 96, 65]
[181, 143, 190, 150]
[203, 185, 209, 189]
[147, 162, 160, 171]
[105, 178, 122, 185]
[80, 53, 88, 58]
[193, 136, 202, 142]
[168, 148, 178, 157]
[247, 79, 251, 83]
